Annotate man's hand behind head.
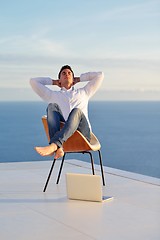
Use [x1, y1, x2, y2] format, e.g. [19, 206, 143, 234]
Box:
[52, 79, 61, 88]
[73, 77, 80, 85]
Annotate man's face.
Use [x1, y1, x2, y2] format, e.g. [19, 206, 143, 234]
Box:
[59, 68, 73, 88]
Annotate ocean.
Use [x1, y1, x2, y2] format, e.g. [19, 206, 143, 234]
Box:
[0, 101, 160, 179]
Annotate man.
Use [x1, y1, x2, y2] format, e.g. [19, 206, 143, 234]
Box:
[30, 65, 104, 159]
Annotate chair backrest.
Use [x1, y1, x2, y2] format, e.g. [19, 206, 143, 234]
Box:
[41, 115, 101, 152]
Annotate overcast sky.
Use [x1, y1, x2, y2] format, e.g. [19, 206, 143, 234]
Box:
[0, 0, 160, 101]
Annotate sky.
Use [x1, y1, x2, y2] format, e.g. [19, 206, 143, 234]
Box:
[0, 0, 160, 101]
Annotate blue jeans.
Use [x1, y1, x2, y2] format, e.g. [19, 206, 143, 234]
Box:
[46, 103, 91, 148]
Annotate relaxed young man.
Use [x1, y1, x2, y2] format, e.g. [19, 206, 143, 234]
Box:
[30, 65, 104, 159]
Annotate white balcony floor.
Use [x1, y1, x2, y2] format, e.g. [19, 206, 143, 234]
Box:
[0, 159, 160, 240]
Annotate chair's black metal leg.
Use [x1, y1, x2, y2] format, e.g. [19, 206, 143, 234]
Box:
[56, 153, 66, 184]
[89, 152, 95, 175]
[43, 158, 56, 192]
[83, 151, 95, 175]
[98, 150, 105, 186]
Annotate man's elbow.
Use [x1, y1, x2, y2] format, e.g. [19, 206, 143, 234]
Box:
[98, 71, 104, 81]
[30, 78, 37, 88]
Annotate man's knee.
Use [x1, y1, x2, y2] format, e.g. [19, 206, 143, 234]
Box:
[71, 108, 83, 116]
[47, 103, 60, 112]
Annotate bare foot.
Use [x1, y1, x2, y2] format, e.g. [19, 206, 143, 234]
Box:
[34, 143, 58, 156]
[54, 148, 64, 159]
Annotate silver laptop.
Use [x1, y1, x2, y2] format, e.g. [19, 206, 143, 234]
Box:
[66, 173, 113, 202]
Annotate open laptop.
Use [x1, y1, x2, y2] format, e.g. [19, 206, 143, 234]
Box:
[66, 173, 113, 202]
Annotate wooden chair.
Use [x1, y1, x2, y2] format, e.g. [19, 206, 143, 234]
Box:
[42, 115, 105, 192]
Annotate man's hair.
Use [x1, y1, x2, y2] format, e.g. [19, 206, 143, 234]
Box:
[58, 65, 74, 79]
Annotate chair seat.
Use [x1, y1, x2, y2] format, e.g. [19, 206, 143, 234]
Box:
[42, 115, 101, 152]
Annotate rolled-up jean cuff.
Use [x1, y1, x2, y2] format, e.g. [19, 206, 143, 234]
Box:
[49, 140, 62, 149]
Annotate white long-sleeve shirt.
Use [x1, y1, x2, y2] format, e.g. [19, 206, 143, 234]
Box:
[30, 72, 104, 129]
